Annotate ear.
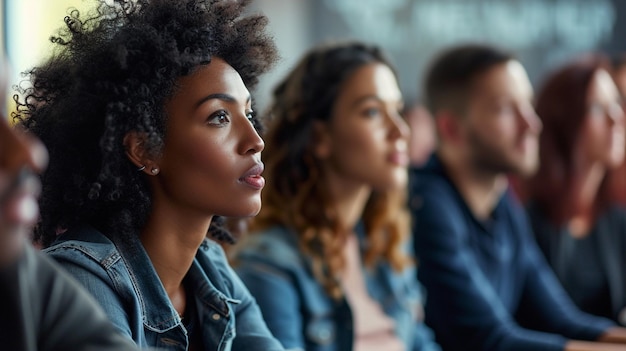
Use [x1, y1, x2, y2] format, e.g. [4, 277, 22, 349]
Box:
[435, 110, 465, 145]
[123, 132, 158, 174]
[311, 121, 332, 159]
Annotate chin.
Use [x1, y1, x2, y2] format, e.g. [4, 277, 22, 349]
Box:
[239, 201, 262, 217]
[373, 177, 407, 192]
[393, 173, 409, 189]
[608, 158, 624, 169]
[515, 162, 539, 178]
[608, 150, 626, 168]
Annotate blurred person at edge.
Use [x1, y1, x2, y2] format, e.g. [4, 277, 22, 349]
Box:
[411, 44, 626, 351]
[405, 103, 436, 167]
[0, 59, 139, 351]
[608, 55, 626, 206]
[523, 55, 626, 325]
[610, 55, 626, 101]
[231, 42, 440, 351]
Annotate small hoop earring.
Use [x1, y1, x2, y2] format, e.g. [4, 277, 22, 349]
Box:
[151, 168, 159, 175]
[137, 165, 146, 172]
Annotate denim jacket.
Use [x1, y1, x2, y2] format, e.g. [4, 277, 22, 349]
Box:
[43, 225, 284, 351]
[232, 225, 440, 351]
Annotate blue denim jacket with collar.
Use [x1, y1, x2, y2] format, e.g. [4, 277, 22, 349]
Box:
[231, 224, 440, 351]
[43, 225, 284, 351]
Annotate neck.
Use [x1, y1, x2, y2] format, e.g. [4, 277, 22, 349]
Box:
[322, 169, 372, 231]
[140, 199, 212, 298]
[567, 161, 606, 237]
[572, 161, 606, 216]
[441, 151, 508, 220]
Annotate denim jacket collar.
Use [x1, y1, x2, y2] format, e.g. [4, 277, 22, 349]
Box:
[62, 225, 234, 333]
[112, 232, 182, 332]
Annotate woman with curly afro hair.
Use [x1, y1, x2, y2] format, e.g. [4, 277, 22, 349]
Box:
[13, 0, 283, 349]
[231, 42, 440, 351]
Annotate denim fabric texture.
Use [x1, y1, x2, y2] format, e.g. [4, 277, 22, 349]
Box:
[232, 224, 440, 351]
[43, 225, 284, 351]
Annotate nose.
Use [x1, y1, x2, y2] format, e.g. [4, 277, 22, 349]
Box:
[0, 118, 48, 175]
[518, 104, 542, 134]
[388, 110, 410, 141]
[238, 115, 265, 155]
[607, 102, 625, 127]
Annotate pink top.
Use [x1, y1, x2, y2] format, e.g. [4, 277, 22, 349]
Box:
[340, 234, 405, 351]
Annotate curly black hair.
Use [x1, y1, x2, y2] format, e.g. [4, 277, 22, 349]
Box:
[13, 0, 278, 247]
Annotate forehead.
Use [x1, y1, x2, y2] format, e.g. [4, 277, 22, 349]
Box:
[470, 60, 532, 101]
[172, 58, 250, 102]
[588, 68, 618, 99]
[337, 62, 401, 103]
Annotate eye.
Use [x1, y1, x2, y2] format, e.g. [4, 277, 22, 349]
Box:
[246, 109, 263, 132]
[395, 106, 404, 118]
[609, 101, 625, 117]
[494, 102, 514, 116]
[363, 107, 382, 118]
[207, 110, 230, 126]
[246, 110, 257, 123]
[587, 102, 606, 118]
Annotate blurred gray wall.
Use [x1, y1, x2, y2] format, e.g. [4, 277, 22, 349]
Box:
[251, 0, 626, 111]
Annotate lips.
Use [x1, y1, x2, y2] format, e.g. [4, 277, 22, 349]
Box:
[239, 163, 265, 190]
[388, 151, 409, 166]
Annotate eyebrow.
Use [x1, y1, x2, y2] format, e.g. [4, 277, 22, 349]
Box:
[351, 95, 380, 108]
[351, 95, 402, 108]
[195, 93, 251, 108]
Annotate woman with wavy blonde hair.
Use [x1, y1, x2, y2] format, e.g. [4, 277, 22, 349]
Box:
[232, 42, 439, 351]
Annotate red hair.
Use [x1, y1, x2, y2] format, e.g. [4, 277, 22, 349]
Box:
[524, 54, 618, 224]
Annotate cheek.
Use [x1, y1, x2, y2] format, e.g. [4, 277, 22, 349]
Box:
[587, 124, 609, 148]
[164, 133, 229, 182]
[498, 118, 520, 140]
[580, 124, 611, 159]
[349, 126, 386, 151]
[345, 133, 388, 171]
[185, 141, 219, 168]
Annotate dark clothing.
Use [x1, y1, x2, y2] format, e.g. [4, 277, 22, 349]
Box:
[529, 204, 626, 324]
[410, 156, 614, 351]
[0, 244, 138, 351]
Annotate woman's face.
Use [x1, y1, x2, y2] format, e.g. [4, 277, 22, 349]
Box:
[154, 58, 265, 218]
[318, 62, 409, 191]
[580, 69, 625, 169]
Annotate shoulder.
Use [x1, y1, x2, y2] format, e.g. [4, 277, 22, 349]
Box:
[501, 190, 533, 234]
[592, 205, 626, 239]
[232, 226, 305, 271]
[603, 204, 626, 223]
[410, 165, 463, 216]
[410, 168, 467, 241]
[43, 226, 123, 271]
[9, 246, 139, 351]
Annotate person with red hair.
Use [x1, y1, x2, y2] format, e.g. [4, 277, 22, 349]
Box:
[525, 55, 626, 325]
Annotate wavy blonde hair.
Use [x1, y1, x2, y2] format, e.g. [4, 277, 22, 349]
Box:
[252, 42, 411, 299]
